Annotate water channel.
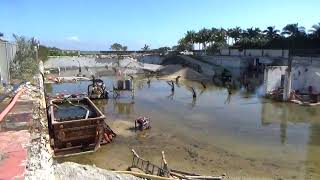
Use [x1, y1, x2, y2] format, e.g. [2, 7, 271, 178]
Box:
[46, 69, 320, 179]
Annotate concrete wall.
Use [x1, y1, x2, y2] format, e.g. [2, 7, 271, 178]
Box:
[292, 66, 320, 94]
[220, 49, 289, 58]
[291, 58, 320, 94]
[201, 55, 246, 68]
[45, 55, 164, 69]
[136, 55, 164, 64]
[230, 49, 245, 56]
[44, 56, 116, 68]
[246, 49, 262, 57]
[0, 41, 16, 85]
[263, 66, 287, 93]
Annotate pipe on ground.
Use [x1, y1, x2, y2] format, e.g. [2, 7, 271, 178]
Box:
[0, 88, 25, 122]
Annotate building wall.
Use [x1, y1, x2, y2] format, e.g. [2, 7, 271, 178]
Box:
[263, 66, 287, 94]
[44, 55, 164, 69]
[201, 55, 245, 68]
[292, 66, 320, 94]
[136, 55, 164, 64]
[44, 56, 115, 68]
[0, 41, 16, 85]
[220, 49, 289, 58]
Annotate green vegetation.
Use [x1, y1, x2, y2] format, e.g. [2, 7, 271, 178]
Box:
[178, 22, 320, 52]
[10, 35, 39, 80]
[38, 45, 49, 61]
[110, 43, 128, 51]
[156, 46, 171, 54]
[48, 47, 79, 56]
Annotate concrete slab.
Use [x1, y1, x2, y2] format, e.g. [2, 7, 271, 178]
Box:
[0, 98, 33, 179]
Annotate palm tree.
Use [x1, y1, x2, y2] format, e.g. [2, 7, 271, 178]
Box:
[282, 23, 305, 38]
[185, 31, 196, 50]
[244, 27, 262, 39]
[227, 28, 233, 44]
[218, 28, 227, 43]
[227, 27, 242, 44]
[263, 26, 280, 39]
[197, 28, 211, 50]
[309, 23, 320, 38]
[209, 27, 218, 45]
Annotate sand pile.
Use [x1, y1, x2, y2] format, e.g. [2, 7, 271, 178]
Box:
[158, 65, 208, 80]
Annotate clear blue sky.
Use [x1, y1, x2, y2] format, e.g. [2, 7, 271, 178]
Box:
[1, 0, 319, 50]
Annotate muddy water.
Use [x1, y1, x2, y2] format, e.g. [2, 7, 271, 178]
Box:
[46, 76, 320, 179]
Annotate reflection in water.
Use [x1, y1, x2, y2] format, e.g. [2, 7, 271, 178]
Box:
[47, 71, 320, 178]
[280, 115, 287, 145]
[306, 123, 320, 179]
[191, 97, 196, 108]
[167, 91, 174, 101]
[113, 100, 135, 115]
[224, 93, 231, 104]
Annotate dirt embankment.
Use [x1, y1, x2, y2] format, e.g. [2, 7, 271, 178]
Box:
[158, 56, 211, 82]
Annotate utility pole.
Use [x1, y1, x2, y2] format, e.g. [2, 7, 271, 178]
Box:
[283, 38, 293, 101]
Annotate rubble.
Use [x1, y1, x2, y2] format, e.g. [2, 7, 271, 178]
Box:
[53, 162, 141, 180]
[24, 75, 54, 180]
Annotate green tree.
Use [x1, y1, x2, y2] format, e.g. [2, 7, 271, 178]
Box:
[309, 23, 320, 39]
[157, 46, 171, 53]
[243, 27, 262, 39]
[10, 34, 39, 80]
[184, 30, 196, 50]
[282, 23, 305, 38]
[177, 38, 192, 51]
[122, 46, 128, 51]
[38, 45, 49, 61]
[263, 26, 280, 39]
[110, 43, 123, 51]
[197, 28, 211, 50]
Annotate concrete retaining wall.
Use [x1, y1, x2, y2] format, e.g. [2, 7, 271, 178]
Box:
[45, 55, 164, 69]
[220, 49, 289, 58]
[264, 66, 287, 93]
[137, 55, 164, 64]
[201, 55, 246, 68]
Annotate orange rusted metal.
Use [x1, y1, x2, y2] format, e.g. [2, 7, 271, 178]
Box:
[48, 97, 111, 156]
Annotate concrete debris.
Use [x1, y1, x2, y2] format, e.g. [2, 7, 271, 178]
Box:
[53, 162, 141, 180]
[24, 75, 54, 180]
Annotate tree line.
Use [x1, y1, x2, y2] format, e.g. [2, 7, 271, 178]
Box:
[177, 23, 320, 52]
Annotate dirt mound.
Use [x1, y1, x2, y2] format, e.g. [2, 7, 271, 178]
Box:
[158, 65, 207, 80]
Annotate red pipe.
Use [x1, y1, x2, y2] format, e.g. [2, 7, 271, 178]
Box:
[0, 88, 26, 123]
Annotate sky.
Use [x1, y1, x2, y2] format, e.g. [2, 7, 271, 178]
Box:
[1, 0, 319, 50]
